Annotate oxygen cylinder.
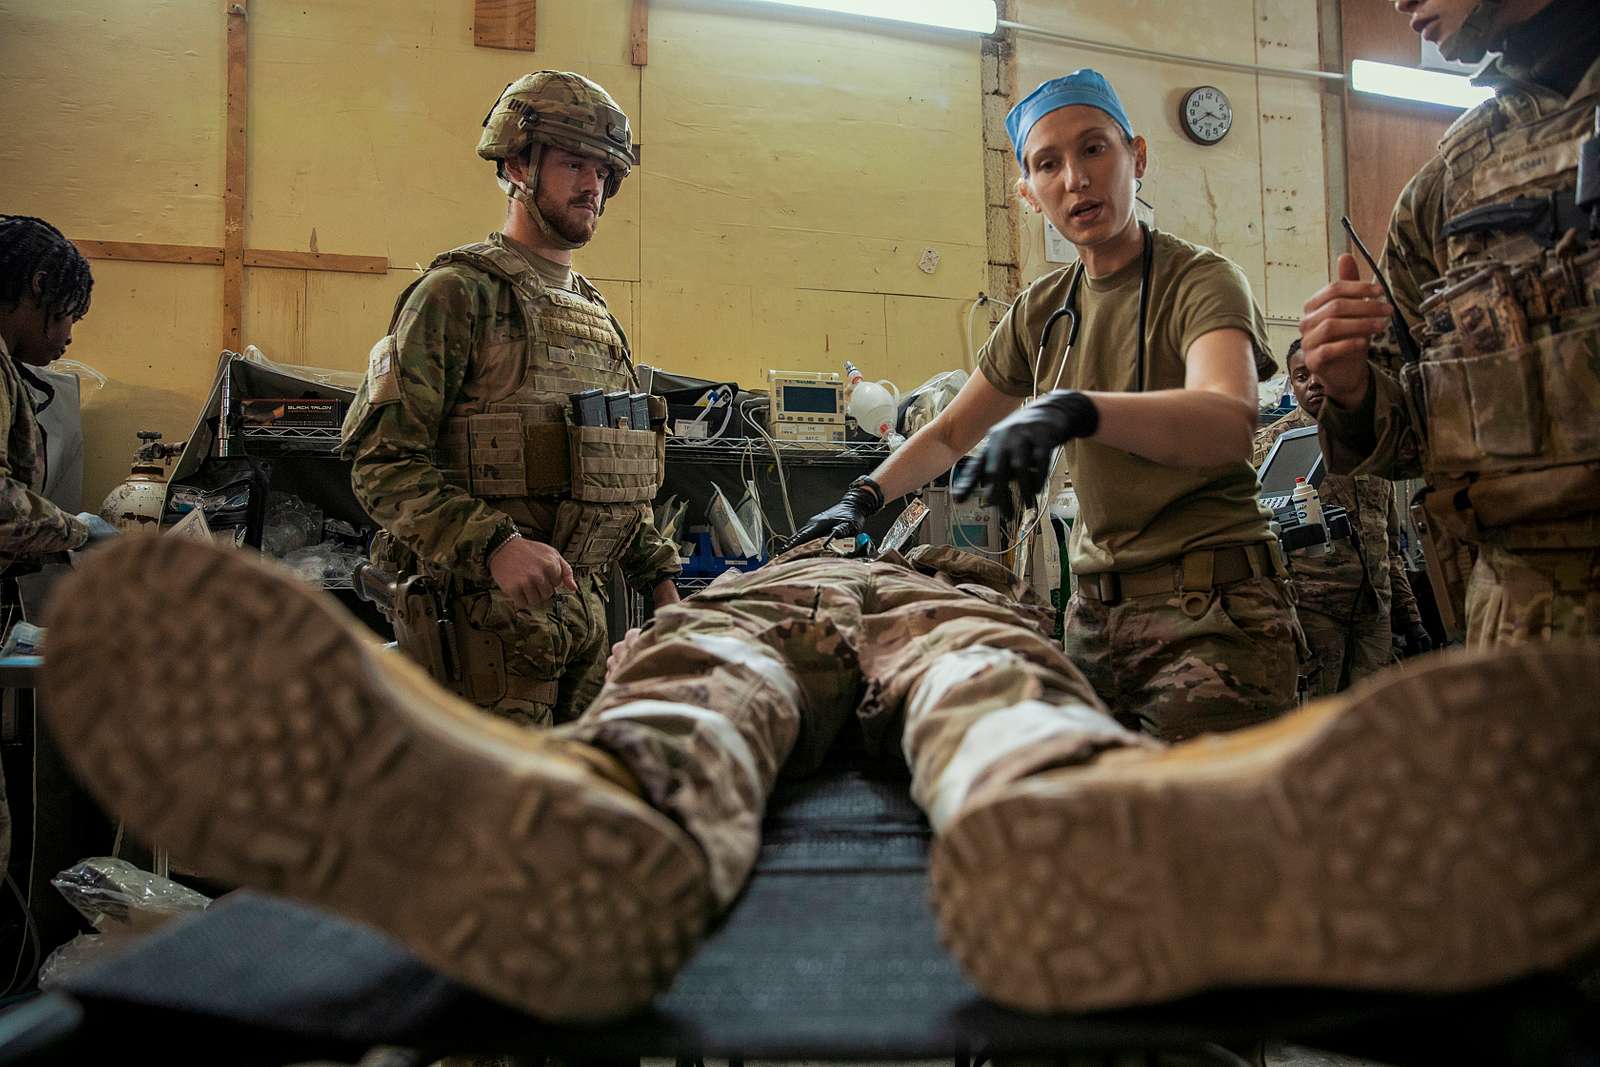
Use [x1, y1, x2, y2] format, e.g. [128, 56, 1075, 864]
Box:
[99, 431, 182, 531]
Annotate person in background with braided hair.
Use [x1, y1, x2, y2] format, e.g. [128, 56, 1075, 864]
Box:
[0, 215, 117, 875]
[0, 216, 117, 573]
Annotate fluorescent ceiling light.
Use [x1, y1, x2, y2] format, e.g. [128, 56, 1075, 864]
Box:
[1350, 59, 1494, 109]
[733, 0, 997, 34]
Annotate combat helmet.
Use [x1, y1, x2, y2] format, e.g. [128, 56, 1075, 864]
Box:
[477, 71, 635, 248]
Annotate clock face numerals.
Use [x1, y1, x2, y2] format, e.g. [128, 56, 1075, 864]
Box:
[1182, 86, 1232, 145]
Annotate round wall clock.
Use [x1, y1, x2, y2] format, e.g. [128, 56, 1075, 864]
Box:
[1179, 85, 1233, 145]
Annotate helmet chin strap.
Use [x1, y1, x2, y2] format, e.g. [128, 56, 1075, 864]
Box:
[499, 143, 586, 252]
[1439, 0, 1504, 63]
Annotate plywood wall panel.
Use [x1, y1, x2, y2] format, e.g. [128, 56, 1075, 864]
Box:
[0, 0, 223, 246]
[639, 5, 985, 301]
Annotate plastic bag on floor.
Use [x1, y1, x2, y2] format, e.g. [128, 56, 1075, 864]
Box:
[51, 856, 211, 934]
[39, 858, 213, 989]
[37, 932, 138, 989]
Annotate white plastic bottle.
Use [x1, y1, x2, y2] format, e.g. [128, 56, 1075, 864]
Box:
[842, 360, 899, 440]
[1291, 477, 1329, 557]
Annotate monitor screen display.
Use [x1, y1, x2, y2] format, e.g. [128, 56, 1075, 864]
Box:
[1258, 428, 1324, 495]
[781, 384, 840, 415]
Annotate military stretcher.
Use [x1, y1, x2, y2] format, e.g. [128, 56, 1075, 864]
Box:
[10, 748, 1590, 1067]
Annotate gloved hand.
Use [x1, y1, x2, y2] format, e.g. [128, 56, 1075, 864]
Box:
[952, 390, 1099, 504]
[783, 476, 884, 552]
[76, 513, 119, 543]
[1398, 623, 1433, 657]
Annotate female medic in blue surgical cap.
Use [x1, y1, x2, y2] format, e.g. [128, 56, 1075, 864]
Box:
[788, 69, 1302, 742]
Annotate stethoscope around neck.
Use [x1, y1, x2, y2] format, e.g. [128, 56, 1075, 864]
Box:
[1032, 221, 1154, 399]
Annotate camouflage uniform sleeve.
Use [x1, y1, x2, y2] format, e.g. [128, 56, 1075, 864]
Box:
[1250, 424, 1277, 467]
[1318, 154, 1447, 480]
[1251, 410, 1304, 467]
[620, 510, 682, 591]
[1377, 154, 1449, 370]
[1385, 490, 1424, 630]
[341, 267, 510, 583]
[1316, 366, 1424, 480]
[0, 366, 89, 561]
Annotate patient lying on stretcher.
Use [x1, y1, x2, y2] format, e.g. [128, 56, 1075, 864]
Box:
[39, 535, 1600, 1022]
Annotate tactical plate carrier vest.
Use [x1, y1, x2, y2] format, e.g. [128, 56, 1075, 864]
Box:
[1406, 82, 1600, 550]
[390, 240, 664, 573]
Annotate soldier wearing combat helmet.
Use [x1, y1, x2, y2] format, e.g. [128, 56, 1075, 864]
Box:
[1300, 0, 1600, 647]
[341, 72, 681, 727]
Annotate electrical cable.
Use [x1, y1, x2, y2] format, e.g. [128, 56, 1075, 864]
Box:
[692, 385, 735, 439]
[738, 397, 797, 536]
[2, 874, 41, 997]
[2, 668, 42, 996]
[950, 446, 1062, 561]
[737, 425, 788, 555]
[963, 291, 1016, 372]
[1194, 1041, 1259, 1067]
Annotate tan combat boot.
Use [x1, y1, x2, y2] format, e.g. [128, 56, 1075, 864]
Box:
[43, 536, 710, 1023]
[931, 641, 1600, 1014]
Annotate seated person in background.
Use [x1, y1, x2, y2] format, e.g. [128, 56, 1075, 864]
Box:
[43, 534, 1600, 1023]
[0, 214, 117, 875]
[0, 215, 117, 571]
[1254, 339, 1430, 695]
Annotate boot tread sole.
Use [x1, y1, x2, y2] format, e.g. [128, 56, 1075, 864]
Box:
[44, 536, 708, 1023]
[931, 643, 1600, 1013]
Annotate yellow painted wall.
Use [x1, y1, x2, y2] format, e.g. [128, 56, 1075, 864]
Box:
[1, 0, 986, 504]
[1009, 0, 1333, 364]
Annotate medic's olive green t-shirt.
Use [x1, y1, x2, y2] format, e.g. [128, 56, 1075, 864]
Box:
[979, 228, 1275, 576]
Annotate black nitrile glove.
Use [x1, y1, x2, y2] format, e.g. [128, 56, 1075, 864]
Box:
[952, 390, 1099, 504]
[1399, 623, 1433, 657]
[783, 476, 885, 552]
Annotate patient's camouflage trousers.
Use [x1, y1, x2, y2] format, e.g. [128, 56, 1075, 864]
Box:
[558, 543, 1153, 906]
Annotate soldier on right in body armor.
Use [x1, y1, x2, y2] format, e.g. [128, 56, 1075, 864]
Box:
[1299, 0, 1600, 648]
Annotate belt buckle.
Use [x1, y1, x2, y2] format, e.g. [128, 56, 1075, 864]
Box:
[1103, 572, 1121, 604]
[1178, 552, 1214, 619]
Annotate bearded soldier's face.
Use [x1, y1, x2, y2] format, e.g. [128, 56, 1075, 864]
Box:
[534, 148, 611, 245]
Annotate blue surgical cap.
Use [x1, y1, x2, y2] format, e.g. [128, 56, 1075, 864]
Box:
[1005, 69, 1134, 165]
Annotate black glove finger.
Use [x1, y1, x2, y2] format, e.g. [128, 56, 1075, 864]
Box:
[781, 519, 822, 553]
[977, 437, 1009, 495]
[1019, 439, 1055, 498]
[1016, 465, 1046, 502]
[989, 484, 1017, 526]
[995, 433, 1033, 491]
[951, 454, 983, 502]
